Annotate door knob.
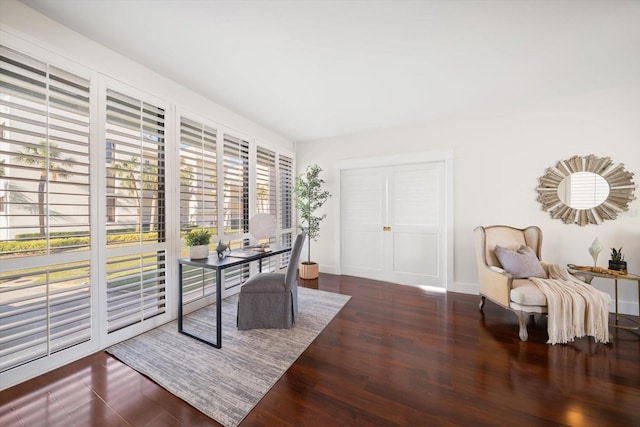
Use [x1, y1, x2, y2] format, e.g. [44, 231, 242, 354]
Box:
[383, 226, 391, 231]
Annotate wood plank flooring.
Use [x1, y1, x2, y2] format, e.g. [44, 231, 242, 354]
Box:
[1, 273, 639, 426]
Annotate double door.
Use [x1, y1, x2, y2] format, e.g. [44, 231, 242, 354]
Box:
[340, 162, 446, 288]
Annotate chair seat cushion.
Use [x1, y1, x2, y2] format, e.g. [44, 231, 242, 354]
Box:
[241, 272, 286, 293]
[510, 279, 547, 306]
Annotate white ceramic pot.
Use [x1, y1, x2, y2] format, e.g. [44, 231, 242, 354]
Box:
[189, 245, 209, 259]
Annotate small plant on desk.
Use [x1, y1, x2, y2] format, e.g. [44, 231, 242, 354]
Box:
[186, 228, 212, 259]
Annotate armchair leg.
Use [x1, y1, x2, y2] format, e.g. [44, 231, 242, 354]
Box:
[515, 311, 529, 341]
[479, 296, 486, 311]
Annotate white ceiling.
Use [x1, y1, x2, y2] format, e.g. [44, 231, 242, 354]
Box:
[18, 0, 640, 142]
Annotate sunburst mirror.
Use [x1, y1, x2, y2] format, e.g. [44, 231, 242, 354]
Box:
[537, 155, 636, 226]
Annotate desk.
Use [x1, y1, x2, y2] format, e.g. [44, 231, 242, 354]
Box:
[570, 268, 640, 333]
[178, 244, 291, 348]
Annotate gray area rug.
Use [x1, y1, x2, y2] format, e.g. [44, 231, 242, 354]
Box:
[106, 287, 350, 427]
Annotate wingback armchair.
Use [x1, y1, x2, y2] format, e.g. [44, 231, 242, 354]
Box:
[474, 225, 550, 341]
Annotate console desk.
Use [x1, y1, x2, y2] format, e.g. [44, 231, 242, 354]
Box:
[178, 244, 291, 348]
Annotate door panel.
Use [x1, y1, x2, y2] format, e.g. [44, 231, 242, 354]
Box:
[343, 230, 382, 272]
[388, 164, 445, 287]
[341, 162, 446, 288]
[392, 232, 439, 276]
[341, 170, 385, 279]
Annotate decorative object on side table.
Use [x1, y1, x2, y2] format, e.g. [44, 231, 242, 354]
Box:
[588, 237, 602, 266]
[216, 240, 231, 259]
[186, 228, 212, 259]
[609, 247, 627, 273]
[293, 164, 331, 279]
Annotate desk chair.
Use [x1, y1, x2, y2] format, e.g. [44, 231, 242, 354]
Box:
[237, 233, 306, 330]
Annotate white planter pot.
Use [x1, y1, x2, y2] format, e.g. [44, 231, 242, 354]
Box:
[189, 245, 209, 259]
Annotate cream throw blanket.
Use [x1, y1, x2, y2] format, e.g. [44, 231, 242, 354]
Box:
[530, 264, 610, 345]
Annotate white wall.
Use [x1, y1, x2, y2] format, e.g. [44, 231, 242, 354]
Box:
[297, 85, 640, 314]
[0, 0, 293, 152]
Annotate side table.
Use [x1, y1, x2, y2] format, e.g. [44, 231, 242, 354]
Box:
[569, 267, 640, 334]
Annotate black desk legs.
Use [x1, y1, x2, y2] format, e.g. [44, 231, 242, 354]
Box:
[178, 262, 183, 332]
[178, 263, 222, 348]
[215, 267, 222, 347]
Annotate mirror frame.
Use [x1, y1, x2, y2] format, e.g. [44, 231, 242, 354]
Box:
[537, 154, 636, 226]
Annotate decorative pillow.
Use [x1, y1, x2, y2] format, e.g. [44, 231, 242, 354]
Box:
[494, 245, 547, 279]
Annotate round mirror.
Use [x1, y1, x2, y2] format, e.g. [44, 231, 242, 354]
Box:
[537, 155, 636, 226]
[557, 172, 610, 209]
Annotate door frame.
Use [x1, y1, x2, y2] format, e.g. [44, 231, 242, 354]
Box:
[333, 150, 454, 289]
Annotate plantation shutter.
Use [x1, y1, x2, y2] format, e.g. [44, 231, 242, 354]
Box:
[179, 117, 217, 231]
[256, 146, 277, 271]
[222, 134, 249, 288]
[0, 45, 91, 255]
[105, 251, 167, 333]
[105, 89, 165, 245]
[256, 147, 276, 216]
[278, 154, 294, 267]
[105, 88, 167, 333]
[222, 134, 249, 234]
[0, 45, 92, 372]
[179, 116, 217, 303]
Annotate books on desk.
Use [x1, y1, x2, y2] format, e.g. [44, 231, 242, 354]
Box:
[227, 248, 272, 258]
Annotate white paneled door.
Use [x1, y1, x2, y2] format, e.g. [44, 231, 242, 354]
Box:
[341, 162, 446, 288]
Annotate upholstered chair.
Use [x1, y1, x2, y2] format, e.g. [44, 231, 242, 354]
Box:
[474, 225, 550, 341]
[237, 233, 306, 330]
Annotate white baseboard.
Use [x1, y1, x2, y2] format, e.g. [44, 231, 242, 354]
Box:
[448, 281, 478, 295]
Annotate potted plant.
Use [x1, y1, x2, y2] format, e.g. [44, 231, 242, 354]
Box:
[185, 228, 212, 259]
[294, 164, 331, 279]
[609, 247, 627, 273]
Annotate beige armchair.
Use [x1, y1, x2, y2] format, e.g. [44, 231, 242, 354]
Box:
[474, 225, 549, 341]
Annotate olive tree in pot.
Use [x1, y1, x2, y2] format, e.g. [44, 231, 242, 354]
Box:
[294, 164, 331, 279]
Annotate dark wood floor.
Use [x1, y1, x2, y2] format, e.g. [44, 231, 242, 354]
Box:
[2, 273, 639, 426]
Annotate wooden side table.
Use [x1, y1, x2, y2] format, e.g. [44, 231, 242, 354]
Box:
[570, 267, 640, 333]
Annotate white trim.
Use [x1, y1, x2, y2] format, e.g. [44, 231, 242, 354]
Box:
[0, 28, 92, 79]
[449, 281, 479, 295]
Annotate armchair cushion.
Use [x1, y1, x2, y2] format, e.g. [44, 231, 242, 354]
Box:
[494, 245, 547, 279]
[511, 280, 548, 306]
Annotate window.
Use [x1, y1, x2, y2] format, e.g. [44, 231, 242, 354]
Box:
[179, 117, 217, 232]
[0, 41, 295, 385]
[256, 146, 278, 271]
[104, 88, 167, 333]
[179, 116, 217, 303]
[278, 154, 294, 267]
[106, 251, 167, 333]
[0, 45, 92, 372]
[0, 45, 91, 255]
[256, 146, 276, 216]
[222, 134, 249, 235]
[222, 134, 250, 288]
[105, 89, 165, 244]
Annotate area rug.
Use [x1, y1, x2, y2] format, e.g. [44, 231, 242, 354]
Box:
[106, 287, 350, 427]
